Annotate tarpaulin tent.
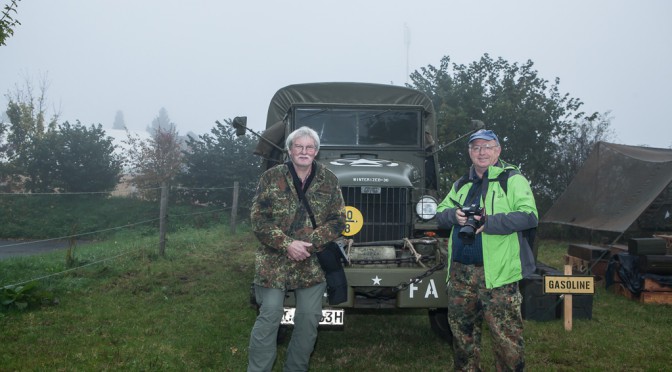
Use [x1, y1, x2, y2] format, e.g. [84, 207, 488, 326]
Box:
[541, 142, 672, 233]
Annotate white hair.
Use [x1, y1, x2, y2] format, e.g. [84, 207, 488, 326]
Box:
[285, 126, 320, 151]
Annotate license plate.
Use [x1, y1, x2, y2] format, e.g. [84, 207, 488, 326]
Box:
[281, 308, 344, 325]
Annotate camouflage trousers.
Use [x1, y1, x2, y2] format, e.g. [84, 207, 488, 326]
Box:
[447, 262, 524, 372]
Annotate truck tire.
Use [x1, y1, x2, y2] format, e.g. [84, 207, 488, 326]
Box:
[428, 308, 453, 344]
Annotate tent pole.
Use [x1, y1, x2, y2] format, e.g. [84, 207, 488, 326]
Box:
[610, 233, 623, 246]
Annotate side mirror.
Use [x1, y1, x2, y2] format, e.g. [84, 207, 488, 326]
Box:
[232, 116, 247, 137]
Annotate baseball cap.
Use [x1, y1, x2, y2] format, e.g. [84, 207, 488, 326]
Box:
[468, 129, 499, 144]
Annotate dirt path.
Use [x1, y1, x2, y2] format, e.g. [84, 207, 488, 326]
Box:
[0, 239, 78, 260]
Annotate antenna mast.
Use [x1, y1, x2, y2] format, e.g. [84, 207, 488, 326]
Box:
[404, 23, 411, 84]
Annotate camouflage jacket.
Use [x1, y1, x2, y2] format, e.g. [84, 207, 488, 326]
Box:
[251, 162, 346, 290]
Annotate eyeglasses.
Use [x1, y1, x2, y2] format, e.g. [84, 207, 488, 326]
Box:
[292, 144, 317, 153]
[469, 144, 499, 153]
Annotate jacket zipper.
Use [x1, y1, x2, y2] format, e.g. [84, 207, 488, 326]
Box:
[490, 190, 496, 214]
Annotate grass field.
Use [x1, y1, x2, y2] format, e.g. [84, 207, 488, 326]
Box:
[1, 226, 671, 371]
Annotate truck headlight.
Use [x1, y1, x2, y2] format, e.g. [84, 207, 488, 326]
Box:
[415, 196, 438, 220]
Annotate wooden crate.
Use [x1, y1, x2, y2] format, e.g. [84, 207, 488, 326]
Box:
[640, 278, 672, 304]
[564, 254, 588, 274]
[653, 234, 672, 254]
[611, 278, 672, 304]
[564, 255, 608, 277]
[567, 244, 610, 261]
[643, 278, 672, 292]
[609, 260, 622, 283]
[608, 244, 628, 255]
[612, 283, 637, 300]
[640, 292, 672, 305]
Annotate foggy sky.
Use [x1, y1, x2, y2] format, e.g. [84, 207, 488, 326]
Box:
[1, 0, 671, 148]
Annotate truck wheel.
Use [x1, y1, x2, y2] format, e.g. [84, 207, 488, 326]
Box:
[428, 308, 453, 344]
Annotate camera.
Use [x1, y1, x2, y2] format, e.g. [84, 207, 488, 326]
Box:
[458, 204, 484, 243]
[450, 198, 484, 244]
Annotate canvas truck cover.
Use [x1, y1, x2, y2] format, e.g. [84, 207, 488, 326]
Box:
[254, 82, 436, 158]
[541, 142, 672, 232]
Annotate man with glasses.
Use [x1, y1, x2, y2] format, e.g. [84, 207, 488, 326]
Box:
[247, 126, 346, 372]
[436, 129, 538, 371]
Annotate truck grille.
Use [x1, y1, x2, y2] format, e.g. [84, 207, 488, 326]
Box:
[341, 186, 411, 242]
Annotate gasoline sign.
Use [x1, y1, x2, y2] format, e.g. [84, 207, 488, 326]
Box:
[543, 275, 595, 295]
[342, 206, 363, 236]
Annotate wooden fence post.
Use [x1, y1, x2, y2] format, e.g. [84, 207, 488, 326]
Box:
[159, 181, 168, 256]
[230, 181, 239, 235]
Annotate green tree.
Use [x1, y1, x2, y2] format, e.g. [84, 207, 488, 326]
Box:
[178, 120, 261, 210]
[1, 75, 58, 191]
[409, 54, 611, 213]
[0, 111, 10, 190]
[0, 0, 20, 46]
[21, 128, 58, 192]
[21, 121, 123, 193]
[1, 76, 122, 194]
[53, 121, 123, 192]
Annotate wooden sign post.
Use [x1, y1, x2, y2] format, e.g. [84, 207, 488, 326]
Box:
[543, 265, 595, 331]
[563, 265, 573, 331]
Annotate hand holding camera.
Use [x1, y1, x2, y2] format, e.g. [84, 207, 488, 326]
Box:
[451, 199, 485, 244]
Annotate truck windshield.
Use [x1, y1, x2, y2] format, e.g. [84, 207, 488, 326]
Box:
[295, 107, 422, 147]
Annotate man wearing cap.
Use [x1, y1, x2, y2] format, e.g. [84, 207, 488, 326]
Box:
[436, 129, 538, 371]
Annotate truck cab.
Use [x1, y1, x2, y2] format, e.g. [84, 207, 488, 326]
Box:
[250, 82, 452, 341]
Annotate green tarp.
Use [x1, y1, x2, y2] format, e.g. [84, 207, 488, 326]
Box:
[542, 142, 672, 232]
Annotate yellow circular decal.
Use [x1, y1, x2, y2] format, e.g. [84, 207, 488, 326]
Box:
[343, 206, 363, 237]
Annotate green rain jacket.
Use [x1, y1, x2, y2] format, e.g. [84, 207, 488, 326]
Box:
[436, 161, 538, 289]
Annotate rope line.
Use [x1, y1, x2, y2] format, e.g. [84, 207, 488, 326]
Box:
[0, 185, 254, 196]
[0, 205, 238, 249]
[0, 218, 161, 248]
[0, 185, 247, 292]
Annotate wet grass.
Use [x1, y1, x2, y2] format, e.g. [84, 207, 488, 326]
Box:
[1, 232, 671, 371]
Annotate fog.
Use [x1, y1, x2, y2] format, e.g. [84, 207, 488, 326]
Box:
[1, 0, 670, 148]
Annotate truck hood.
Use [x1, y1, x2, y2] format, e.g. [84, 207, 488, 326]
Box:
[323, 158, 420, 187]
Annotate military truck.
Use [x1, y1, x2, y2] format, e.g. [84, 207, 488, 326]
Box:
[239, 82, 462, 342]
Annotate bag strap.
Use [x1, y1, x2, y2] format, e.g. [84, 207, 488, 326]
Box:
[496, 168, 520, 194]
[286, 162, 317, 228]
[455, 168, 519, 196]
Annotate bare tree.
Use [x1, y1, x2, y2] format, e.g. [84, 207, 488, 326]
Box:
[124, 124, 184, 256]
[552, 111, 615, 192]
[124, 125, 184, 197]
